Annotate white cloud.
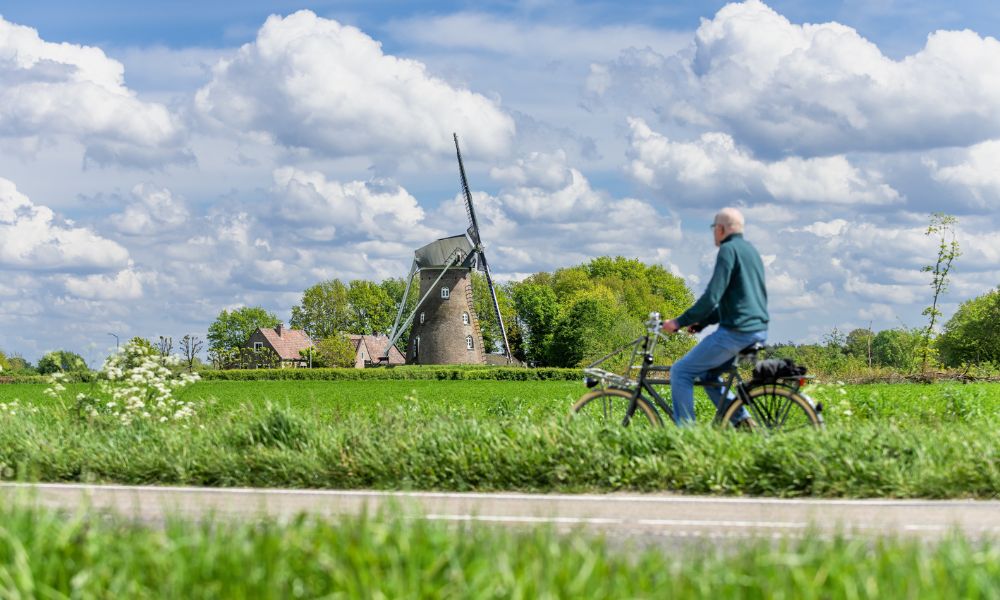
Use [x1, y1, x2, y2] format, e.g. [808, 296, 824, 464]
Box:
[270, 167, 439, 243]
[195, 10, 515, 160]
[927, 140, 1000, 205]
[491, 151, 603, 220]
[591, 0, 1000, 156]
[0, 16, 189, 167]
[626, 118, 900, 205]
[387, 12, 690, 62]
[0, 177, 129, 270]
[111, 184, 190, 235]
[425, 150, 684, 273]
[801, 219, 849, 238]
[65, 268, 143, 300]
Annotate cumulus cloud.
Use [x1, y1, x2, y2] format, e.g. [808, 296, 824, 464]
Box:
[387, 12, 690, 62]
[590, 0, 1000, 157]
[0, 16, 189, 167]
[270, 167, 439, 243]
[64, 267, 143, 300]
[419, 150, 687, 273]
[626, 118, 900, 205]
[0, 177, 129, 271]
[927, 140, 1000, 205]
[111, 184, 190, 235]
[195, 10, 515, 160]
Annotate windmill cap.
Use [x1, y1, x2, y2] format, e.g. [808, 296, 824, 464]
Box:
[414, 235, 475, 268]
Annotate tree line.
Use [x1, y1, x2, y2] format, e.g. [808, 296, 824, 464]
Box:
[200, 256, 696, 368]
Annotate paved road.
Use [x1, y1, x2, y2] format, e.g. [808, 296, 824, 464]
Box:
[3, 483, 998, 541]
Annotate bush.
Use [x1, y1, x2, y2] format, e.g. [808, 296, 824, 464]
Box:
[314, 333, 355, 368]
[197, 366, 582, 381]
[937, 287, 1000, 367]
[36, 350, 89, 375]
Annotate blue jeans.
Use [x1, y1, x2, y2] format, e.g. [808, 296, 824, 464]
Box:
[670, 327, 767, 425]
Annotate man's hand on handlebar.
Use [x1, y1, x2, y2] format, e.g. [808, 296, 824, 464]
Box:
[660, 319, 680, 334]
[660, 319, 704, 334]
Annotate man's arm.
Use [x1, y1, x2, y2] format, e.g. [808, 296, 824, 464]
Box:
[674, 246, 735, 328]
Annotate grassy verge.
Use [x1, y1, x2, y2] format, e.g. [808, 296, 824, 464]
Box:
[0, 505, 997, 598]
[2, 381, 999, 497]
[3, 379, 1000, 425]
[1, 400, 998, 497]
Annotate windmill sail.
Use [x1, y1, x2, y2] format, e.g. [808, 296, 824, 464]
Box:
[454, 133, 512, 362]
[454, 133, 482, 248]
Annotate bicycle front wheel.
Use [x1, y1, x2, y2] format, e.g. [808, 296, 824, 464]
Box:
[571, 388, 663, 427]
[719, 385, 822, 431]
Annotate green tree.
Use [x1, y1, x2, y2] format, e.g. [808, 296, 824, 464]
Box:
[845, 327, 874, 366]
[0, 351, 10, 372]
[207, 306, 280, 353]
[471, 273, 522, 358]
[871, 328, 920, 371]
[512, 256, 694, 367]
[936, 287, 1000, 367]
[314, 333, 356, 368]
[920, 213, 961, 372]
[290, 280, 351, 340]
[547, 289, 626, 367]
[512, 283, 560, 363]
[346, 280, 394, 335]
[7, 355, 34, 374]
[37, 350, 89, 375]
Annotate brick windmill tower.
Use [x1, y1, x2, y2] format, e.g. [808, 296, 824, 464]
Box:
[382, 134, 512, 365]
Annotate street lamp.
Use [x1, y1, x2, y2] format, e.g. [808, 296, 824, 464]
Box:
[108, 332, 119, 350]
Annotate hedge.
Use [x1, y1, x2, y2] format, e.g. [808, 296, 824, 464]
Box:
[196, 366, 583, 381]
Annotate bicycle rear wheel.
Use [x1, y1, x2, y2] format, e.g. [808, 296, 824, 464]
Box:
[571, 388, 663, 427]
[719, 384, 822, 431]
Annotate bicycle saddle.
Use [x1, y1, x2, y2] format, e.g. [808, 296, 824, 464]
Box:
[738, 342, 765, 356]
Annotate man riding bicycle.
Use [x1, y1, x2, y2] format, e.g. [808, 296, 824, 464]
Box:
[660, 207, 768, 427]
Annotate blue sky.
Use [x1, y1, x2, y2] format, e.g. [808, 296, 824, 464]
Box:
[8, 1, 1000, 54]
[1, 0, 999, 365]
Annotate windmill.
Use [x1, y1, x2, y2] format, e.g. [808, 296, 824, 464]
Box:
[381, 133, 512, 364]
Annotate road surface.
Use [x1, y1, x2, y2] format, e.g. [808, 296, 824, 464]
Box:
[2, 483, 998, 541]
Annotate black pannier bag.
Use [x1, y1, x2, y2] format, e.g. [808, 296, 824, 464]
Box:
[751, 358, 807, 385]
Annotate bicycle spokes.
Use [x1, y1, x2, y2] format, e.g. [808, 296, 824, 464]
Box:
[746, 387, 816, 430]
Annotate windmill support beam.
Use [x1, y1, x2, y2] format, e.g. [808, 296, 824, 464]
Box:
[481, 259, 512, 363]
[382, 260, 417, 360]
[382, 253, 461, 360]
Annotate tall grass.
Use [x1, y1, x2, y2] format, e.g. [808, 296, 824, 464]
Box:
[0, 504, 997, 598]
[0, 400, 998, 497]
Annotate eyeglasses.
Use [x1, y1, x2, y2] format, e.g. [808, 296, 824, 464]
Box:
[709, 223, 720, 229]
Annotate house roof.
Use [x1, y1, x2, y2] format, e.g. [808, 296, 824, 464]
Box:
[350, 334, 405, 365]
[256, 326, 314, 361]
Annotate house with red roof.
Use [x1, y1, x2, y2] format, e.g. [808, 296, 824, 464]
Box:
[245, 324, 314, 368]
[350, 334, 405, 368]
[244, 325, 404, 368]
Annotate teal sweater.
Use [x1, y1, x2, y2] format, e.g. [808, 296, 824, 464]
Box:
[676, 234, 769, 332]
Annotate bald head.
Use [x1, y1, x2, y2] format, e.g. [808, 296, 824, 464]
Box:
[714, 207, 745, 233]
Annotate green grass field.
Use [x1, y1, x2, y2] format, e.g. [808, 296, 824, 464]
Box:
[1, 380, 998, 497]
[0, 504, 997, 599]
[4, 378, 999, 424]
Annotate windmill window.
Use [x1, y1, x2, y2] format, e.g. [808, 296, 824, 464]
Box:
[253, 342, 263, 350]
[441, 287, 450, 299]
[466, 335, 474, 350]
[414, 336, 420, 359]
[462, 312, 470, 325]
[419, 312, 425, 324]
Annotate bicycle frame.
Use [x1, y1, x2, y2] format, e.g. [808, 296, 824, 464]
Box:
[583, 316, 763, 427]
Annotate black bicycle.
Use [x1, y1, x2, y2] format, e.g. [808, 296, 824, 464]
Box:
[571, 313, 823, 430]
